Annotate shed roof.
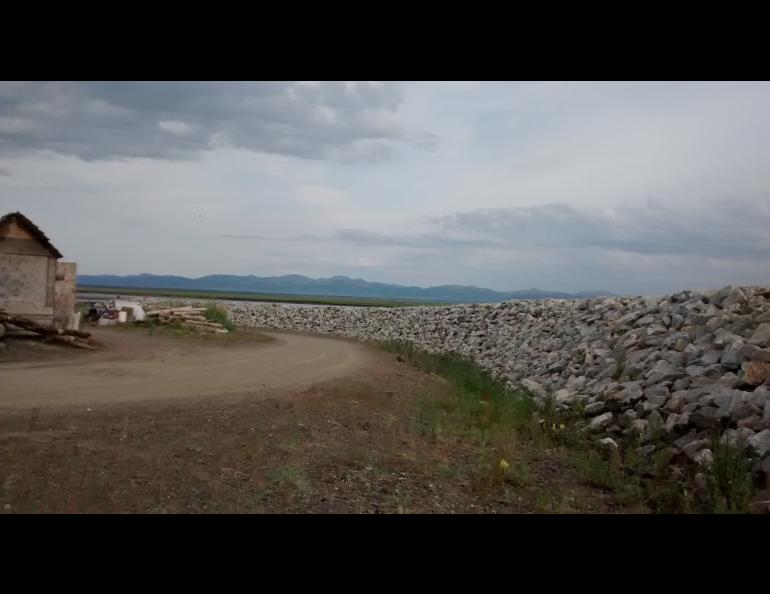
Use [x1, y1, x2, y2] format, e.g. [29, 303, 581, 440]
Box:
[0, 211, 63, 258]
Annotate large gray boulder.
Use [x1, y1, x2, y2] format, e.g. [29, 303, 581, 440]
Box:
[709, 286, 733, 307]
[645, 360, 685, 384]
[749, 429, 770, 458]
[589, 412, 614, 431]
[721, 339, 746, 370]
[520, 378, 547, 400]
[749, 323, 770, 348]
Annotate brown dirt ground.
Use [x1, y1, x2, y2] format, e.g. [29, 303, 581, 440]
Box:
[0, 327, 634, 513]
[0, 326, 372, 408]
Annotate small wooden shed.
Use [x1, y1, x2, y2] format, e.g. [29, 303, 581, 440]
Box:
[0, 211, 77, 328]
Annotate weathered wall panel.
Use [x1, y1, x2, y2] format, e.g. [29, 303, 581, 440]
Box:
[0, 253, 55, 323]
[54, 261, 77, 329]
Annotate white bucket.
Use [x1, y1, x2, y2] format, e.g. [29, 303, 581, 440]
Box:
[118, 311, 128, 323]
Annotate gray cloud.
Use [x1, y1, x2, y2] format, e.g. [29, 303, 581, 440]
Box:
[432, 200, 770, 261]
[333, 228, 499, 249]
[218, 199, 770, 261]
[218, 228, 497, 249]
[0, 82, 421, 162]
[218, 233, 322, 242]
[4, 82, 770, 296]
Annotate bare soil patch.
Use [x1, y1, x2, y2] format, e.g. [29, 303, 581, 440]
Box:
[0, 329, 633, 513]
[0, 327, 365, 408]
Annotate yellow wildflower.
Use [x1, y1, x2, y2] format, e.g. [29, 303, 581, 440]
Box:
[499, 459, 510, 471]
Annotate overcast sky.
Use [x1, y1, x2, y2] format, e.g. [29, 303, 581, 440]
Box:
[1, 81, 769, 295]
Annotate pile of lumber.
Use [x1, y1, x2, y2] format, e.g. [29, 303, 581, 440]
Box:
[144, 306, 230, 333]
[0, 311, 97, 350]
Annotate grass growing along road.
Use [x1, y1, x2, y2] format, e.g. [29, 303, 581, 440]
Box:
[376, 340, 758, 513]
[205, 303, 236, 332]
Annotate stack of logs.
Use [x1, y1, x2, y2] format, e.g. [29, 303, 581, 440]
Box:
[0, 310, 96, 349]
[144, 306, 230, 333]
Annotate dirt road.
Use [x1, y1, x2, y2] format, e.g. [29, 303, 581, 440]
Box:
[0, 328, 372, 409]
[0, 327, 631, 513]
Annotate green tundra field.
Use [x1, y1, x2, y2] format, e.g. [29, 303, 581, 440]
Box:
[76, 285, 447, 308]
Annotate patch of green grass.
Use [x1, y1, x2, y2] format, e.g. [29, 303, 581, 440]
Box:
[205, 303, 236, 332]
[572, 449, 622, 491]
[389, 485, 409, 514]
[643, 477, 696, 513]
[569, 435, 756, 513]
[381, 340, 537, 492]
[379, 340, 536, 441]
[492, 454, 530, 488]
[611, 354, 626, 381]
[415, 398, 444, 442]
[703, 438, 754, 514]
[470, 433, 531, 490]
[543, 409, 755, 513]
[380, 412, 398, 428]
[376, 340, 759, 513]
[137, 316, 199, 337]
[267, 465, 311, 494]
[535, 489, 567, 512]
[437, 464, 462, 481]
[121, 315, 178, 337]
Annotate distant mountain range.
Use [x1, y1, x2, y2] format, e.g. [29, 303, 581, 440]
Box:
[77, 273, 615, 303]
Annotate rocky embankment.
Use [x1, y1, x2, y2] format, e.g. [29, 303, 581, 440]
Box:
[229, 286, 770, 486]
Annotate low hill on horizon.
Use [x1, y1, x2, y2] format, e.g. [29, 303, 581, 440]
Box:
[77, 273, 616, 303]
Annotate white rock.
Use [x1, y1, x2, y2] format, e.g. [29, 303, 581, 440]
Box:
[589, 412, 614, 431]
[749, 429, 770, 457]
[598, 437, 619, 450]
[520, 378, 547, 400]
[695, 448, 714, 467]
